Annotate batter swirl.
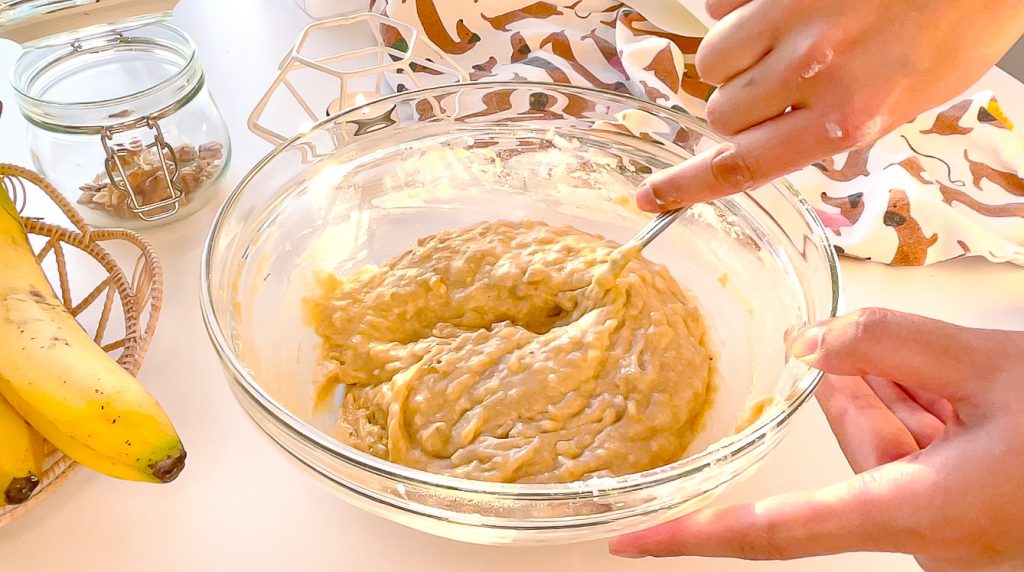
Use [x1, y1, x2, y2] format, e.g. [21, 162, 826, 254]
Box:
[307, 220, 714, 483]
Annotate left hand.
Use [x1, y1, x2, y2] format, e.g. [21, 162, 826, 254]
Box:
[608, 308, 1024, 570]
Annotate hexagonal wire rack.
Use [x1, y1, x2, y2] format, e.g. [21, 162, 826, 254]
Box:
[247, 12, 469, 156]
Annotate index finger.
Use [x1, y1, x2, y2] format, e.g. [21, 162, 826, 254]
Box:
[790, 308, 1024, 418]
[636, 108, 860, 212]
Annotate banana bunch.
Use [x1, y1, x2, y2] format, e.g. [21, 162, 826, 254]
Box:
[0, 183, 185, 507]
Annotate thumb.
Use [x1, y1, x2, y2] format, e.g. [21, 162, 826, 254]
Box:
[787, 308, 1023, 414]
[610, 461, 925, 560]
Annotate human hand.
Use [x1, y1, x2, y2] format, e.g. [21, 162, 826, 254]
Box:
[609, 308, 1024, 571]
[636, 0, 1024, 211]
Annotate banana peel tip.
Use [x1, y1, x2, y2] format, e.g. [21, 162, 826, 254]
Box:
[4, 474, 40, 505]
[150, 449, 187, 483]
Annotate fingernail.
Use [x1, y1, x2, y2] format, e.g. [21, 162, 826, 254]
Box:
[788, 325, 823, 359]
[635, 183, 662, 212]
[608, 539, 643, 559]
[783, 324, 801, 345]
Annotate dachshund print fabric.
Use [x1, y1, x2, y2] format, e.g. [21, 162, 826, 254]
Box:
[796, 92, 1024, 265]
[372, 0, 1024, 266]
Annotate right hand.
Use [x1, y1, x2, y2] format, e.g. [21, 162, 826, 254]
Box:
[611, 308, 1024, 570]
[636, 0, 1024, 211]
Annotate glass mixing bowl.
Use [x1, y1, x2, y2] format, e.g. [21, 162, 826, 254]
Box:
[201, 82, 840, 545]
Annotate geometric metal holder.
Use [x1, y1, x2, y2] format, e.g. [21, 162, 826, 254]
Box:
[248, 12, 468, 147]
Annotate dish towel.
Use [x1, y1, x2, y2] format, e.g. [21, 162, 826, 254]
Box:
[375, 0, 1024, 266]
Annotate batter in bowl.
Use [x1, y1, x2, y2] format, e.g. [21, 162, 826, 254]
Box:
[306, 220, 715, 484]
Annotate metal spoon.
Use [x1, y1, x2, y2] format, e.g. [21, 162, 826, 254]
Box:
[625, 206, 688, 250]
[575, 206, 689, 311]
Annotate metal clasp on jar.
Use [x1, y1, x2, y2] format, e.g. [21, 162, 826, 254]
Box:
[100, 117, 182, 221]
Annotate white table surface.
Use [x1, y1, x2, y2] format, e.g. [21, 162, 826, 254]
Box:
[1, 1, 1022, 570]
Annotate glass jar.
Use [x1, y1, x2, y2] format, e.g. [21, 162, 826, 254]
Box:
[10, 22, 231, 228]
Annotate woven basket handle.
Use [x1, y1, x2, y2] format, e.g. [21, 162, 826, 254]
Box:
[88, 229, 163, 373]
[1, 163, 93, 236]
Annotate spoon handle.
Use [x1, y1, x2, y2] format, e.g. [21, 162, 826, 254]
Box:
[628, 207, 688, 250]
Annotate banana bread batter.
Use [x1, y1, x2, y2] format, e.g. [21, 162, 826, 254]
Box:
[307, 220, 714, 484]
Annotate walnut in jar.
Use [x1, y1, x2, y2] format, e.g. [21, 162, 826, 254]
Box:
[77, 139, 226, 220]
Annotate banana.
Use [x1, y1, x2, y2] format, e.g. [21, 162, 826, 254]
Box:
[0, 392, 44, 506]
[0, 186, 185, 483]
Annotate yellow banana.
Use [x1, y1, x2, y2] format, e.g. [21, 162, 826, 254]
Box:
[0, 185, 185, 483]
[0, 392, 44, 506]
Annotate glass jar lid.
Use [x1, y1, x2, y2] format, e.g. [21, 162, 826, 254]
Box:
[0, 0, 180, 48]
[12, 23, 202, 132]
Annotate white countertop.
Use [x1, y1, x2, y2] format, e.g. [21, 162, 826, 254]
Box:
[1, 1, 1022, 570]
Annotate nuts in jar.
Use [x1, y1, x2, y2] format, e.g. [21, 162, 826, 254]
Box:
[77, 140, 225, 220]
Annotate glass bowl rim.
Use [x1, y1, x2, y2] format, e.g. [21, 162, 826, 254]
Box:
[200, 80, 841, 500]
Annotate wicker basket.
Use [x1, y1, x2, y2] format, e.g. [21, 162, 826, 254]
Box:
[0, 164, 163, 527]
